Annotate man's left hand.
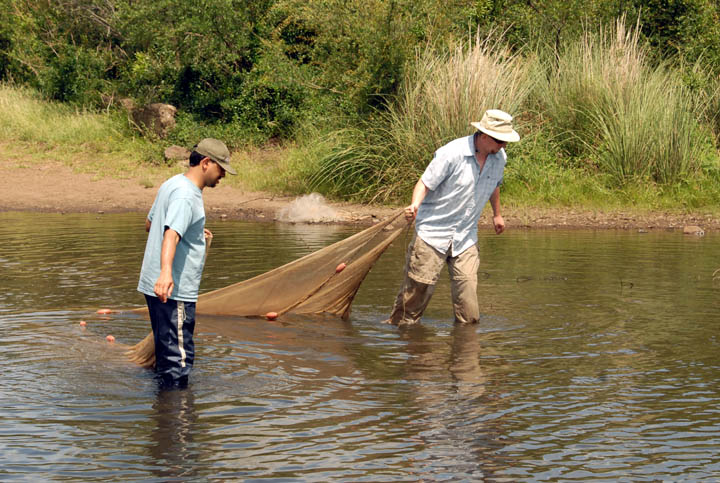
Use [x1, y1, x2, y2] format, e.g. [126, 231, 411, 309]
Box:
[493, 214, 505, 235]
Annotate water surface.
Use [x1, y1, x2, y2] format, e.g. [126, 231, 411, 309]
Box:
[1, 212, 719, 481]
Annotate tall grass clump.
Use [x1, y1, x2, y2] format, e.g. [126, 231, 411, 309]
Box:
[538, 18, 711, 185]
[310, 33, 536, 202]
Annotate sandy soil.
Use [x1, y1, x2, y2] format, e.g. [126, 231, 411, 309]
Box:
[3, 159, 719, 231]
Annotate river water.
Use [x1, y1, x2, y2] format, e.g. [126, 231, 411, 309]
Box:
[1, 212, 719, 481]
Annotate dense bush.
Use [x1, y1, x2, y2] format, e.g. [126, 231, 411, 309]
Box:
[1, 0, 308, 143]
[3, 0, 720, 143]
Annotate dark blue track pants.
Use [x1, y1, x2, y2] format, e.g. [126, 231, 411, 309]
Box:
[145, 294, 196, 382]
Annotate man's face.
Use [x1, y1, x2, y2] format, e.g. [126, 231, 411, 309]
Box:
[204, 159, 226, 188]
[483, 133, 507, 154]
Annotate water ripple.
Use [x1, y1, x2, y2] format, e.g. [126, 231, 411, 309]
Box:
[2, 215, 720, 480]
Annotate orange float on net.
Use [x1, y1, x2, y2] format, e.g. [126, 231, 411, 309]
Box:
[79, 321, 87, 327]
[335, 262, 347, 273]
[96, 308, 112, 315]
[106, 335, 115, 343]
[265, 312, 278, 321]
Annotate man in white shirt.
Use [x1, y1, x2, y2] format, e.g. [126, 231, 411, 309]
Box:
[387, 109, 520, 326]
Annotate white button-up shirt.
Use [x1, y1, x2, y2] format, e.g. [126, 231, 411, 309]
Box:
[415, 134, 506, 257]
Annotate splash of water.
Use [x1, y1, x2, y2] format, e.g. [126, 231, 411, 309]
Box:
[277, 193, 339, 223]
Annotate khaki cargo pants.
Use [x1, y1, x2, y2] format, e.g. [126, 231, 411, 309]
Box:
[388, 235, 480, 326]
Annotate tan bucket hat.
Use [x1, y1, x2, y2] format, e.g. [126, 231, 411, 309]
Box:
[194, 138, 237, 175]
[471, 109, 520, 143]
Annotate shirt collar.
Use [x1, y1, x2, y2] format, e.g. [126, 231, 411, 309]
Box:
[464, 134, 506, 162]
[462, 134, 475, 157]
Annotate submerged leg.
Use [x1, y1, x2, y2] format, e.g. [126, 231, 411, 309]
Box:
[448, 245, 480, 324]
[387, 235, 444, 326]
[388, 276, 436, 326]
[145, 295, 196, 386]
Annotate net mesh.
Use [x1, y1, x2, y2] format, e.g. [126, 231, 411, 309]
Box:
[126, 209, 408, 367]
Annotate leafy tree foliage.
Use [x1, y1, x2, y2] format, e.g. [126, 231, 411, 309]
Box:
[1, 0, 720, 142]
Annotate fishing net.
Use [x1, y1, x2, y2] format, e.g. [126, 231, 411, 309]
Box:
[126, 209, 408, 367]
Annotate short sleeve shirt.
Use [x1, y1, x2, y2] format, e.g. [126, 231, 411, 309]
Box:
[137, 174, 207, 301]
[415, 134, 506, 257]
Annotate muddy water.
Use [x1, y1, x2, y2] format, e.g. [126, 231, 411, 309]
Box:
[1, 212, 719, 481]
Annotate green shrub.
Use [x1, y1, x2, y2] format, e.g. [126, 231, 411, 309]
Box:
[274, 0, 431, 116]
[41, 45, 107, 105]
[501, 128, 612, 207]
[166, 112, 267, 150]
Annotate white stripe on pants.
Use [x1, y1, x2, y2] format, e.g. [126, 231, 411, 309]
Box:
[177, 301, 186, 368]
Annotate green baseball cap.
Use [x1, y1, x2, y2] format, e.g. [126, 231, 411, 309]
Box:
[194, 138, 236, 175]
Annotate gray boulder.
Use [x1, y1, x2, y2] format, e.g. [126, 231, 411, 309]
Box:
[131, 103, 177, 138]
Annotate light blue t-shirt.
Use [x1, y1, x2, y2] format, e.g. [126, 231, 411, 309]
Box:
[137, 174, 207, 302]
[416, 134, 506, 257]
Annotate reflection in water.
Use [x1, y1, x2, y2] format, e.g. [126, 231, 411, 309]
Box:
[2, 213, 720, 480]
[449, 323, 487, 390]
[400, 323, 489, 391]
[150, 387, 200, 480]
[398, 322, 514, 479]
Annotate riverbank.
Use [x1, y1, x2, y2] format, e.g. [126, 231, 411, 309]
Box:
[3, 158, 719, 231]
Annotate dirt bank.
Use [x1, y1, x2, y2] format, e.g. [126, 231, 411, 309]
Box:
[3, 160, 719, 230]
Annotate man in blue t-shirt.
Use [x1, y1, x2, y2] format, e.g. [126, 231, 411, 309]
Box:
[138, 138, 236, 388]
[387, 110, 520, 327]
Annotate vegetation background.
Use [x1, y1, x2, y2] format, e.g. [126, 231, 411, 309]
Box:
[2, 0, 720, 212]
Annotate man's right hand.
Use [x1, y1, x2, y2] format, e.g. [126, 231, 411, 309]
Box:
[155, 228, 180, 303]
[405, 179, 428, 221]
[154, 271, 174, 303]
[404, 204, 419, 221]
